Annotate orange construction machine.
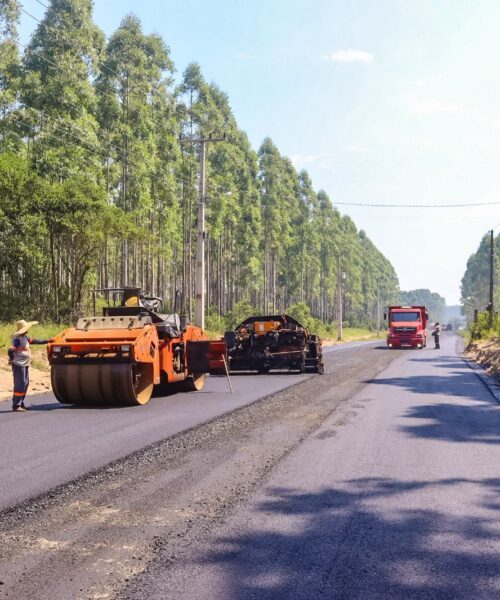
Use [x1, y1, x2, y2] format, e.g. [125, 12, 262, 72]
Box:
[48, 288, 224, 406]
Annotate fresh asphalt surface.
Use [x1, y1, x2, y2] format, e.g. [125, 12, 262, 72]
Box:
[137, 333, 500, 599]
[0, 341, 372, 510]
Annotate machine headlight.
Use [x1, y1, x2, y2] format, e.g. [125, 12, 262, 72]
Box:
[121, 345, 131, 352]
[52, 346, 61, 353]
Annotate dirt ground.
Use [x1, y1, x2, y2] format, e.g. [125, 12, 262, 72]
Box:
[466, 336, 500, 378]
[0, 354, 52, 401]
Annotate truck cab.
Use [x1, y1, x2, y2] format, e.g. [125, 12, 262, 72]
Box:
[386, 305, 428, 349]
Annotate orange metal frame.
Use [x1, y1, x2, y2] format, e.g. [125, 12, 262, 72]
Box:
[48, 322, 218, 386]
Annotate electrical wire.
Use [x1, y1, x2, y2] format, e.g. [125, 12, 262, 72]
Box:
[19, 104, 124, 157]
[9, 36, 181, 138]
[22, 0, 121, 79]
[3, 117, 229, 195]
[10, 116, 112, 160]
[14, 8, 496, 212]
[333, 201, 500, 208]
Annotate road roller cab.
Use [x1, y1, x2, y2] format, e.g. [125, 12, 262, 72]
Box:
[48, 288, 219, 406]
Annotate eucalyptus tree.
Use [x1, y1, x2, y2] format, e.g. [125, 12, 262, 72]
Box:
[6, 0, 107, 319]
[96, 14, 175, 291]
[20, 0, 104, 180]
[0, 0, 21, 150]
[294, 170, 320, 305]
[258, 138, 299, 312]
[461, 232, 500, 321]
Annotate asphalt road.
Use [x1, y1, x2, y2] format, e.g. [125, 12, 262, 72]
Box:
[131, 333, 500, 599]
[0, 340, 372, 510]
[2, 334, 497, 599]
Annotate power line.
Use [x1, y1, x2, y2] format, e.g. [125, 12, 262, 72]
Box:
[19, 1, 121, 79]
[19, 103, 124, 157]
[333, 201, 500, 208]
[10, 116, 112, 160]
[5, 34, 188, 155]
[2, 116, 228, 194]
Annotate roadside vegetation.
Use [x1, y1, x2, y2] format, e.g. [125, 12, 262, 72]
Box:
[0, 0, 399, 331]
[460, 230, 500, 377]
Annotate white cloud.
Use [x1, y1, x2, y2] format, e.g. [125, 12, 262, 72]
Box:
[323, 49, 374, 64]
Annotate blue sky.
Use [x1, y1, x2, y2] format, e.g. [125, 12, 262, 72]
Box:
[20, 0, 500, 304]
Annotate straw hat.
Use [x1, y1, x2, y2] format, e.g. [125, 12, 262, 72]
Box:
[13, 319, 38, 336]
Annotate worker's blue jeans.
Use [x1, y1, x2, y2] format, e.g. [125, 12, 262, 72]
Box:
[12, 364, 29, 407]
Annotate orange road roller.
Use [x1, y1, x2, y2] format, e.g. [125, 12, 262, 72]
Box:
[48, 287, 224, 406]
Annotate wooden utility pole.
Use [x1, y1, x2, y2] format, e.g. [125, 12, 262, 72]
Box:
[489, 229, 494, 328]
[179, 134, 226, 329]
[376, 284, 381, 335]
[337, 256, 345, 341]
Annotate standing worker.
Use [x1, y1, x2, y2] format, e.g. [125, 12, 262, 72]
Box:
[431, 322, 441, 350]
[8, 320, 49, 412]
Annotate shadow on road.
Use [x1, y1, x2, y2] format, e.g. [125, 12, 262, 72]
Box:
[196, 477, 500, 599]
[399, 401, 500, 444]
[362, 368, 500, 444]
[364, 370, 489, 401]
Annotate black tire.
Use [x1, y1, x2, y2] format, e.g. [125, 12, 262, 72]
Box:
[179, 372, 206, 392]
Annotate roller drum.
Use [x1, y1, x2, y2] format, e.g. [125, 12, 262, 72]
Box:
[51, 362, 154, 406]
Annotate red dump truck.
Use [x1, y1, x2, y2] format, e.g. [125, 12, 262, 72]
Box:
[385, 305, 429, 349]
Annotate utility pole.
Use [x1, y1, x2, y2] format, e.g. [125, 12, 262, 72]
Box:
[376, 284, 381, 335]
[179, 134, 226, 329]
[489, 229, 494, 328]
[337, 256, 345, 341]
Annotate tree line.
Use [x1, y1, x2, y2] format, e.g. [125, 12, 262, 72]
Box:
[400, 289, 446, 322]
[0, 0, 400, 327]
[461, 232, 500, 324]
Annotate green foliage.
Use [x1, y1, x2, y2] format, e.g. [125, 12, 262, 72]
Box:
[0, 321, 65, 352]
[467, 311, 500, 343]
[461, 233, 500, 323]
[400, 289, 446, 322]
[0, 1, 400, 329]
[286, 302, 317, 330]
[224, 300, 258, 329]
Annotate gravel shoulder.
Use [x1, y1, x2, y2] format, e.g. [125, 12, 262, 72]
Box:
[0, 343, 397, 600]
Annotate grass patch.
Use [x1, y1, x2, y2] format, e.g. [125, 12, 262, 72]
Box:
[341, 327, 385, 342]
[322, 327, 385, 343]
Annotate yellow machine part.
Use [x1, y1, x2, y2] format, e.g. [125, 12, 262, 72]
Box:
[253, 320, 281, 334]
[51, 362, 154, 406]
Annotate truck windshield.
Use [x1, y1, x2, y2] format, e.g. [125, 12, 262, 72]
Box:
[391, 312, 420, 322]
